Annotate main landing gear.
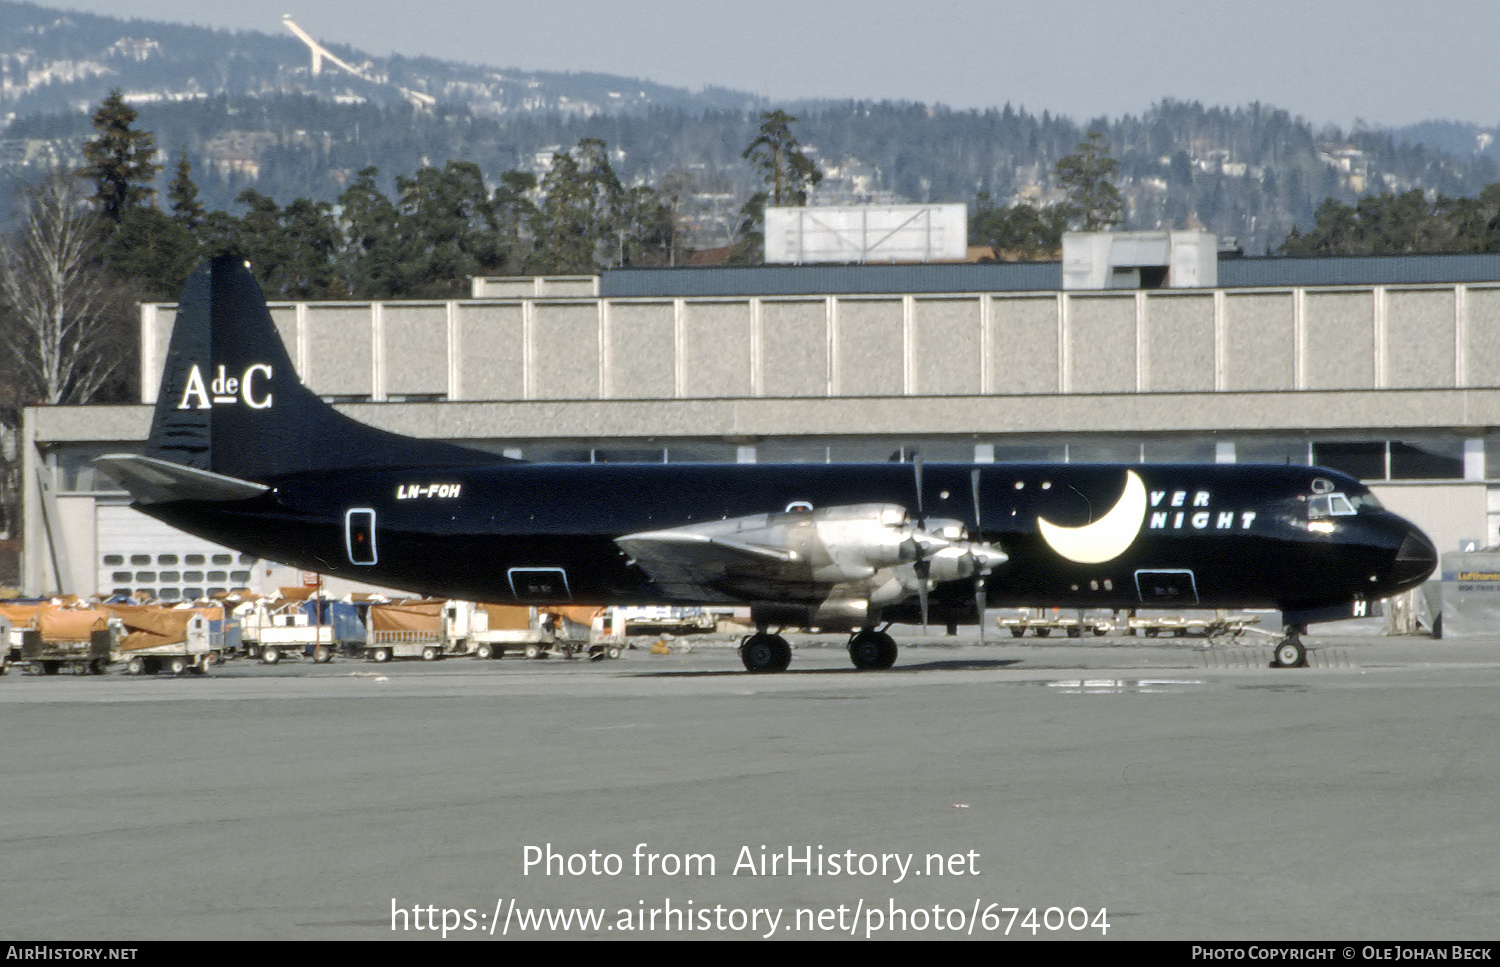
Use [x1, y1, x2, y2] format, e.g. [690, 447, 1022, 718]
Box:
[847, 629, 898, 670]
[737, 628, 901, 672]
[739, 632, 792, 673]
[1270, 626, 1309, 668]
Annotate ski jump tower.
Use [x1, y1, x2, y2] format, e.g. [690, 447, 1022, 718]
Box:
[281, 15, 435, 108]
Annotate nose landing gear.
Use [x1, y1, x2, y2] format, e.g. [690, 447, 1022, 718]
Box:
[1271, 626, 1308, 668]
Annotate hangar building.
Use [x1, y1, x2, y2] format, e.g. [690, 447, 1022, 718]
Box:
[20, 235, 1500, 608]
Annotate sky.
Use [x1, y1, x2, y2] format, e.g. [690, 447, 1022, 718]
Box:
[39, 0, 1500, 128]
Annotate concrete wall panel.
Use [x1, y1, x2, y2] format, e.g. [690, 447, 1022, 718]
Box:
[303, 305, 374, 397]
[989, 295, 1059, 394]
[382, 304, 448, 397]
[1066, 294, 1136, 393]
[834, 298, 903, 396]
[1222, 292, 1295, 391]
[1465, 287, 1500, 387]
[530, 302, 601, 399]
[1304, 290, 1374, 390]
[268, 306, 299, 372]
[456, 303, 524, 400]
[1143, 293, 1214, 392]
[605, 301, 676, 399]
[681, 301, 754, 398]
[1385, 288, 1456, 389]
[911, 297, 982, 395]
[760, 300, 828, 397]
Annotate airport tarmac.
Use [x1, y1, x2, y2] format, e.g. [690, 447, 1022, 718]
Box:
[1, 633, 1497, 941]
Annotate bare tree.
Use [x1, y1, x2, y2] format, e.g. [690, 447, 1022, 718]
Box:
[0, 171, 135, 410]
[0, 171, 135, 549]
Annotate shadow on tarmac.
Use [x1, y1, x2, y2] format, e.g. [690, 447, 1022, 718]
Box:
[624, 657, 1026, 678]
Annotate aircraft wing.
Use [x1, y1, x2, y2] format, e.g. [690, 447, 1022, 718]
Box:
[94, 454, 270, 504]
[616, 529, 803, 602]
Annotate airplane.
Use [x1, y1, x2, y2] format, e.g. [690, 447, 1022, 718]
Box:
[97, 257, 1438, 672]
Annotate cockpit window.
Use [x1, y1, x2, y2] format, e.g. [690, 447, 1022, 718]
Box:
[1308, 493, 1357, 518]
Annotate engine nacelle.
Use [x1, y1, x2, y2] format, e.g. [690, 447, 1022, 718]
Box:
[618, 501, 1008, 611]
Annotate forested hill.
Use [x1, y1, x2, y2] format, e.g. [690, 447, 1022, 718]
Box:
[0, 1, 1496, 252]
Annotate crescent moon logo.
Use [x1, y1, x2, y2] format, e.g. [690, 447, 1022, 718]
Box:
[1038, 470, 1148, 564]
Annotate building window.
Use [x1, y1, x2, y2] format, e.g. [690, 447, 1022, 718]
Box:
[1389, 440, 1463, 479]
[1312, 441, 1385, 481]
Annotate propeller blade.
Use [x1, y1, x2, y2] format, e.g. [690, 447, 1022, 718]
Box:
[972, 466, 985, 642]
[976, 575, 988, 644]
[916, 557, 930, 632]
[971, 466, 982, 534]
[913, 451, 926, 528]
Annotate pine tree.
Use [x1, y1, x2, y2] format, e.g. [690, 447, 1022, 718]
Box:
[1055, 131, 1124, 231]
[167, 152, 205, 228]
[743, 110, 821, 207]
[79, 91, 162, 225]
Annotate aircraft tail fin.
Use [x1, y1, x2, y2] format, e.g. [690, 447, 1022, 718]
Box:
[142, 256, 494, 483]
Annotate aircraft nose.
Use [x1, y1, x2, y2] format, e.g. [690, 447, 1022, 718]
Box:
[1391, 526, 1437, 589]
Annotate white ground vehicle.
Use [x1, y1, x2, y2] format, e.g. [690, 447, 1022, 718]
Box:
[241, 605, 340, 664]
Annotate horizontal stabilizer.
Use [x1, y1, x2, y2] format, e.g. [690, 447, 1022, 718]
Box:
[94, 454, 270, 505]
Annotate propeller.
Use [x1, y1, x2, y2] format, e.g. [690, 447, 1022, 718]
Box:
[901, 453, 1005, 638]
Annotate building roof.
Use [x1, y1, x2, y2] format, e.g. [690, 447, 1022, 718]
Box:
[599, 252, 1500, 298]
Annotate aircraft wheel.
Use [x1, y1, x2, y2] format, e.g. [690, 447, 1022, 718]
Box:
[372, 647, 392, 663]
[741, 633, 791, 673]
[1272, 638, 1307, 669]
[848, 630, 897, 670]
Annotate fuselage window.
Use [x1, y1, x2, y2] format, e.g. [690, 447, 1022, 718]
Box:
[346, 508, 378, 565]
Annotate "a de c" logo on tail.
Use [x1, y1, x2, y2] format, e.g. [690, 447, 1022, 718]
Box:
[177, 363, 273, 411]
